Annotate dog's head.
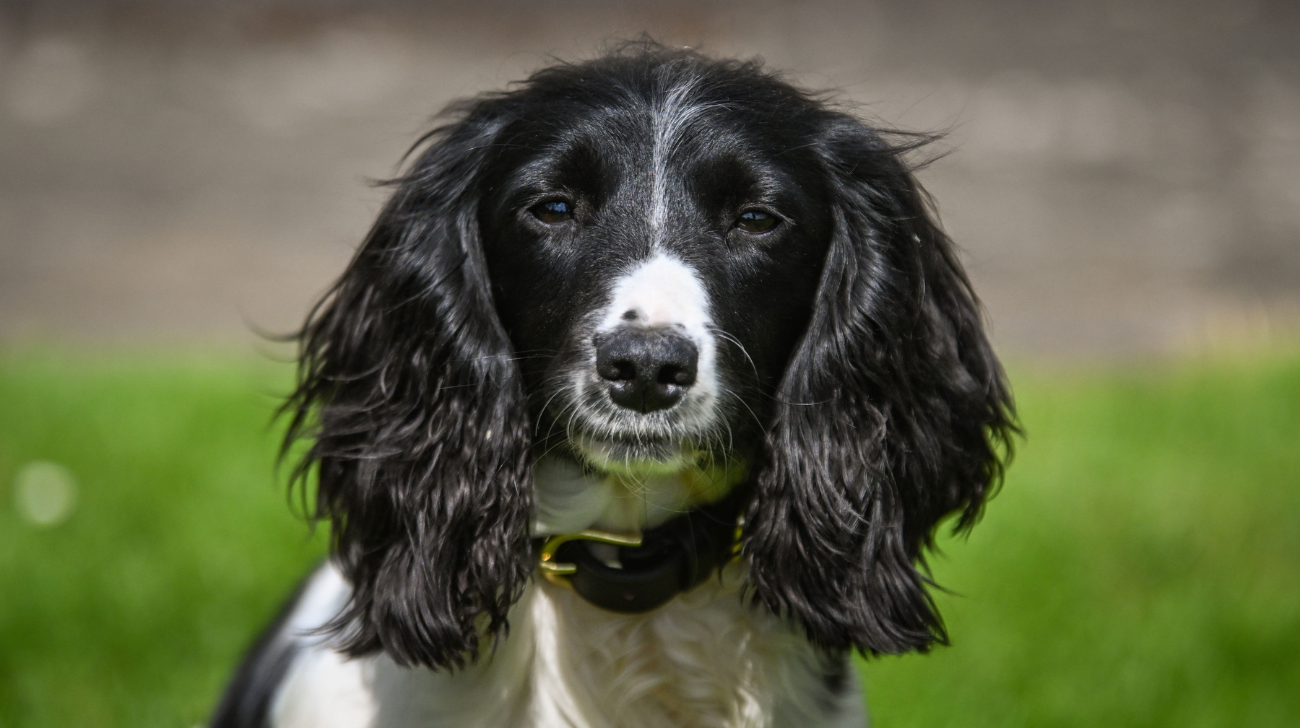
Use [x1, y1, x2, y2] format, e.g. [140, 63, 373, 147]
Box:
[284, 44, 1015, 669]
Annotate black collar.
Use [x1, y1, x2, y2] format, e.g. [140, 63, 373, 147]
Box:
[535, 491, 745, 614]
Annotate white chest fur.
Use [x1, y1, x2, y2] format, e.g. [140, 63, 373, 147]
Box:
[269, 564, 866, 728]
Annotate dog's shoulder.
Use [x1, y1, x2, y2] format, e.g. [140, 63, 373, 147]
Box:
[211, 564, 372, 728]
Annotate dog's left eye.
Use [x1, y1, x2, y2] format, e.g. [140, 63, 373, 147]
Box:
[735, 209, 778, 234]
[530, 200, 574, 224]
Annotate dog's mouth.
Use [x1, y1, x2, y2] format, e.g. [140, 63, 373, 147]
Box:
[571, 432, 696, 476]
[568, 431, 751, 509]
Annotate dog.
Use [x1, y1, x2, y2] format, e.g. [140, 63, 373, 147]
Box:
[210, 43, 1016, 728]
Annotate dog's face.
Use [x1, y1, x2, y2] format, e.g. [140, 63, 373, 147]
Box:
[285, 47, 1016, 670]
[479, 77, 831, 488]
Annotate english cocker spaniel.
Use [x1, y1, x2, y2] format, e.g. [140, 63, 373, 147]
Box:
[211, 43, 1016, 728]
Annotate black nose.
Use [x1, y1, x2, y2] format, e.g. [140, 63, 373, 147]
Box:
[595, 328, 699, 413]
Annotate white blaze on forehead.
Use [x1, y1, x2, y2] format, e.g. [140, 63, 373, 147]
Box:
[649, 77, 710, 239]
[598, 253, 712, 334]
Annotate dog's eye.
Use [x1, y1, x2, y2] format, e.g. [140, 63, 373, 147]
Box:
[735, 209, 778, 234]
[531, 200, 574, 224]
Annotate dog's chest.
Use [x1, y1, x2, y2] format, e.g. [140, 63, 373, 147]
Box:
[271, 565, 863, 728]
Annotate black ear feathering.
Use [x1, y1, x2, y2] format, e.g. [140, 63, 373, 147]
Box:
[743, 114, 1018, 656]
[280, 104, 534, 670]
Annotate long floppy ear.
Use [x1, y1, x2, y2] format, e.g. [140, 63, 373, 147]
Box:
[744, 116, 1017, 655]
[282, 107, 533, 670]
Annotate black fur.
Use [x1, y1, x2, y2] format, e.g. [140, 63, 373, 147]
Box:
[279, 41, 1016, 672]
[743, 116, 1016, 654]
[282, 108, 534, 669]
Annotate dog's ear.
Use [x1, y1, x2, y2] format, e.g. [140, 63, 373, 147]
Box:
[743, 115, 1017, 655]
[282, 107, 533, 670]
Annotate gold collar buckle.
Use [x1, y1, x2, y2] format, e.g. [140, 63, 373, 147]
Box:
[537, 530, 643, 586]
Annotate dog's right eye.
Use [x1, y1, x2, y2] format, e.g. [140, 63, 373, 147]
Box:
[530, 200, 574, 224]
[735, 209, 779, 234]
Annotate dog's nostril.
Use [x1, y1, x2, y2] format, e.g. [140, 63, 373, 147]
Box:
[657, 363, 695, 387]
[621, 309, 639, 322]
[598, 358, 637, 382]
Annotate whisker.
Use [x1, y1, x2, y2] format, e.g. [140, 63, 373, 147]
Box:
[712, 327, 760, 382]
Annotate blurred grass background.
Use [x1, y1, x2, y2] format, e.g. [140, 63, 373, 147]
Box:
[1, 347, 1297, 727]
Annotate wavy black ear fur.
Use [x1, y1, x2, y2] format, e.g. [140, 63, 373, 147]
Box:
[744, 115, 1017, 656]
[281, 105, 533, 670]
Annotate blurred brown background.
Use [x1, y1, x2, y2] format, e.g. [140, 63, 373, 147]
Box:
[1, 0, 1297, 359]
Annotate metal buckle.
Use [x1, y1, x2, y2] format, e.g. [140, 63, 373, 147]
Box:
[538, 530, 643, 586]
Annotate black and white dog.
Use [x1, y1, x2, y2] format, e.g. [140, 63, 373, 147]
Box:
[211, 43, 1015, 728]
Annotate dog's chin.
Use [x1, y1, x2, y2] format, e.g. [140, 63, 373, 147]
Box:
[572, 432, 697, 477]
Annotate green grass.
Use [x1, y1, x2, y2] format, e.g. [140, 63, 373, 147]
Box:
[0, 350, 326, 728]
[861, 352, 1300, 727]
[1, 347, 1298, 727]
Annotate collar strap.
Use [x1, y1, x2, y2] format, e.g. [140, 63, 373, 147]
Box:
[536, 492, 745, 614]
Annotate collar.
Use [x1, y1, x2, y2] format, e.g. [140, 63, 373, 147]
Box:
[535, 490, 745, 614]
